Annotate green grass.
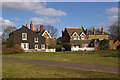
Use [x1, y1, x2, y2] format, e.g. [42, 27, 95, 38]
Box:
[2, 60, 119, 78]
[3, 50, 119, 66]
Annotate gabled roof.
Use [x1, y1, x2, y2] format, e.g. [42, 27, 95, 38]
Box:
[65, 28, 84, 36]
[36, 30, 46, 36]
[36, 30, 52, 38]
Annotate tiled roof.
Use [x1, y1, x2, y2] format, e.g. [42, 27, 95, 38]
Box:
[65, 28, 84, 36]
[65, 27, 108, 36]
[70, 40, 91, 45]
[36, 30, 46, 36]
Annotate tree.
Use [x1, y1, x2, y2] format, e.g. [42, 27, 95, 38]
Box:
[34, 24, 58, 39]
[62, 43, 71, 51]
[108, 21, 120, 41]
[100, 39, 110, 50]
[56, 37, 62, 45]
[2, 26, 17, 43]
[48, 39, 56, 49]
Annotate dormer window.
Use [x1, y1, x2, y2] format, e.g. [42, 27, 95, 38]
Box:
[72, 32, 79, 40]
[22, 33, 27, 40]
[34, 38, 38, 43]
[80, 32, 86, 40]
[81, 36, 84, 40]
[73, 35, 77, 40]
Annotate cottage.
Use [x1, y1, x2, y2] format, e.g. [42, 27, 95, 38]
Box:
[62, 27, 109, 51]
[9, 21, 53, 52]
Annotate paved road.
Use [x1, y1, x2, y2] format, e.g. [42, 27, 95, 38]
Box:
[2, 57, 119, 74]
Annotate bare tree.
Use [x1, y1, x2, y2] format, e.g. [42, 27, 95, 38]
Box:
[34, 24, 58, 39]
[2, 26, 17, 42]
[108, 21, 120, 41]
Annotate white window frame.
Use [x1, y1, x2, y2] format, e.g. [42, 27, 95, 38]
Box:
[34, 38, 38, 43]
[73, 35, 78, 40]
[21, 43, 29, 50]
[34, 44, 38, 49]
[84, 44, 88, 47]
[41, 44, 45, 49]
[81, 36, 85, 40]
[22, 33, 27, 40]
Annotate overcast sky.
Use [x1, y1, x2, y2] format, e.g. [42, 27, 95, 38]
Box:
[1, 2, 118, 37]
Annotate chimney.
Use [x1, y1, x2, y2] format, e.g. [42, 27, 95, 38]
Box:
[26, 24, 28, 28]
[101, 27, 104, 34]
[37, 28, 38, 32]
[40, 25, 44, 31]
[30, 21, 33, 31]
[86, 29, 88, 36]
[93, 27, 95, 34]
[98, 28, 100, 31]
[22, 25, 25, 27]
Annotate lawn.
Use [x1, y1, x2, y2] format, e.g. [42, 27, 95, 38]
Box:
[3, 50, 119, 66]
[2, 60, 119, 78]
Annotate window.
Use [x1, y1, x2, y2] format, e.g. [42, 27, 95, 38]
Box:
[81, 36, 84, 40]
[22, 33, 27, 40]
[84, 44, 87, 47]
[35, 44, 38, 49]
[21, 43, 29, 50]
[34, 38, 38, 43]
[41, 44, 45, 49]
[73, 36, 77, 40]
[96, 43, 98, 47]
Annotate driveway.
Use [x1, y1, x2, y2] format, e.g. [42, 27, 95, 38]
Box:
[2, 57, 119, 74]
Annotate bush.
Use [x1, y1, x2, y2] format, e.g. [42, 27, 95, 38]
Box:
[56, 45, 62, 52]
[62, 43, 71, 51]
[2, 44, 24, 55]
[100, 39, 110, 50]
[5, 39, 15, 48]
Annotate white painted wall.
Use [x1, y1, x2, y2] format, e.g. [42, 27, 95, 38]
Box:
[71, 46, 94, 51]
[46, 49, 56, 52]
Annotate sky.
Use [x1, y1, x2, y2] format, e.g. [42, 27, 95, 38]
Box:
[1, 2, 118, 37]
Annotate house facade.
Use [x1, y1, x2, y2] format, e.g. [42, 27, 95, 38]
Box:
[62, 27, 109, 51]
[9, 21, 52, 52]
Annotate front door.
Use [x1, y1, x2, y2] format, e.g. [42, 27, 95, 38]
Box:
[21, 43, 29, 50]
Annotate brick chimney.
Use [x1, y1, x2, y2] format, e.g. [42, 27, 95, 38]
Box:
[37, 28, 38, 32]
[86, 29, 88, 36]
[22, 25, 25, 27]
[30, 21, 33, 31]
[40, 25, 44, 32]
[98, 28, 100, 31]
[101, 27, 104, 34]
[26, 24, 28, 28]
[93, 27, 95, 34]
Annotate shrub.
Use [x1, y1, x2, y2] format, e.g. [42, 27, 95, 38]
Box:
[5, 39, 15, 48]
[56, 45, 62, 52]
[62, 43, 71, 51]
[2, 44, 24, 55]
[100, 39, 110, 50]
